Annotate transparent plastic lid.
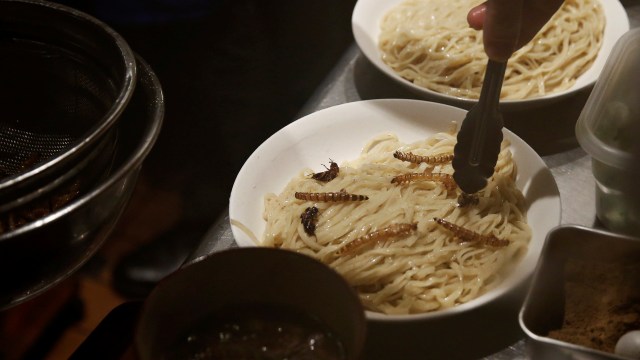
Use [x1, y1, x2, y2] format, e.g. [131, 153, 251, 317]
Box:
[576, 28, 640, 170]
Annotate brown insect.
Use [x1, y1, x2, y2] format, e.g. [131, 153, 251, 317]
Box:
[300, 206, 319, 236]
[311, 160, 339, 182]
[294, 190, 368, 202]
[336, 222, 418, 255]
[433, 217, 509, 247]
[393, 151, 453, 165]
[391, 172, 457, 191]
[457, 193, 479, 208]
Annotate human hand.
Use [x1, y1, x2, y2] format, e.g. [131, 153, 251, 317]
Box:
[467, 0, 564, 61]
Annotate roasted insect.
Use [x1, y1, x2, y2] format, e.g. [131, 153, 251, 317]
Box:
[300, 206, 319, 235]
[433, 217, 509, 247]
[311, 160, 339, 182]
[337, 222, 418, 255]
[294, 190, 368, 202]
[457, 192, 479, 207]
[393, 151, 453, 165]
[391, 172, 457, 191]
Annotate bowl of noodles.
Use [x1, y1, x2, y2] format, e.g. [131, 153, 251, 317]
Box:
[230, 99, 560, 331]
[351, 0, 629, 110]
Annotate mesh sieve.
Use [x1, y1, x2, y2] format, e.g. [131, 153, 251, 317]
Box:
[0, 125, 74, 177]
[0, 0, 136, 209]
[0, 54, 164, 309]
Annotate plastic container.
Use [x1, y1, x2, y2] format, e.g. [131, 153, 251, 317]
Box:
[576, 28, 640, 236]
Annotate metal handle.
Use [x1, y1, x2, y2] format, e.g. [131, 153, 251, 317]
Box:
[469, 60, 506, 166]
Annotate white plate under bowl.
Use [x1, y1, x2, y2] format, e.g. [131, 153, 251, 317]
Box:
[352, 0, 629, 111]
[229, 99, 561, 322]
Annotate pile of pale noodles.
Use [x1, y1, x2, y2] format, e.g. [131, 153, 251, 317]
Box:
[262, 130, 531, 315]
[378, 0, 605, 100]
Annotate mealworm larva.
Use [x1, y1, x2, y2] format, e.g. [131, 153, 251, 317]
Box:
[391, 172, 457, 191]
[294, 190, 368, 202]
[433, 217, 509, 247]
[337, 223, 418, 255]
[393, 151, 454, 164]
[457, 192, 479, 207]
[300, 206, 319, 235]
[311, 160, 339, 182]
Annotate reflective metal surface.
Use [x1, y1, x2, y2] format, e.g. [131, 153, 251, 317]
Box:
[0, 0, 136, 202]
[0, 57, 163, 310]
[520, 225, 640, 360]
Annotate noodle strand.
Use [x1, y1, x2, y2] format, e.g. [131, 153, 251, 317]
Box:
[262, 132, 531, 315]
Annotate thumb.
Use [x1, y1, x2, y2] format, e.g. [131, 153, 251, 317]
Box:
[482, 0, 524, 61]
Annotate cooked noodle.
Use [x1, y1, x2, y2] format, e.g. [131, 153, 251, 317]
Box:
[378, 0, 605, 100]
[262, 131, 531, 315]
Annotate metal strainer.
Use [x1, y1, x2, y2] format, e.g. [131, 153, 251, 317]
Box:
[0, 125, 73, 177]
[0, 0, 136, 210]
[0, 0, 163, 309]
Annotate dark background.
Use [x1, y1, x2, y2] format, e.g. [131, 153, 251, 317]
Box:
[88, 0, 359, 230]
[56, 0, 359, 268]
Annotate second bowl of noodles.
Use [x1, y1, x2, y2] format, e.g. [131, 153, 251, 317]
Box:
[352, 0, 629, 110]
[229, 99, 560, 330]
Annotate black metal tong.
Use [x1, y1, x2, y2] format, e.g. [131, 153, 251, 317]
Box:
[453, 59, 507, 194]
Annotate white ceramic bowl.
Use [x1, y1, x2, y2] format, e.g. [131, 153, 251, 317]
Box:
[230, 99, 562, 357]
[230, 99, 561, 325]
[351, 0, 630, 111]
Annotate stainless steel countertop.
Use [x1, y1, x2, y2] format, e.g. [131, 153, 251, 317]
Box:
[187, 3, 640, 358]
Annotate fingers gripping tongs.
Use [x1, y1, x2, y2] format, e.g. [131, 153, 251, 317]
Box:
[453, 60, 507, 194]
